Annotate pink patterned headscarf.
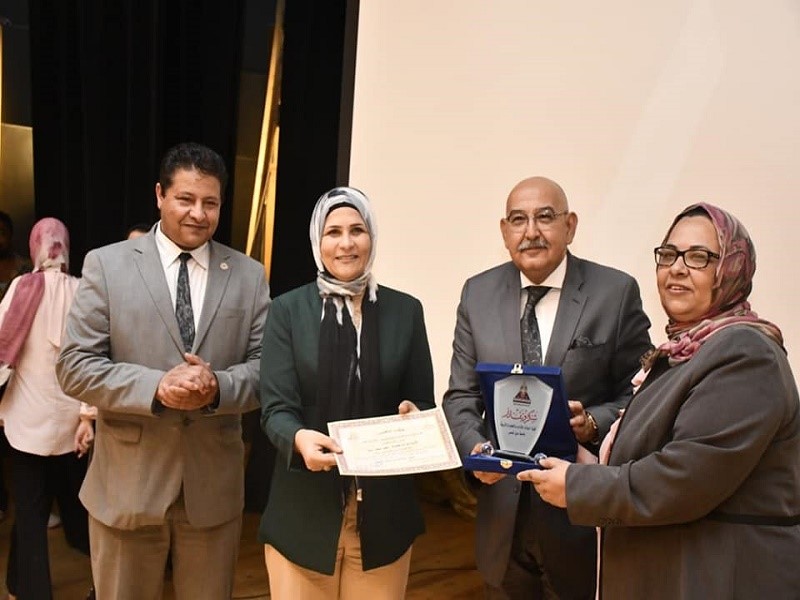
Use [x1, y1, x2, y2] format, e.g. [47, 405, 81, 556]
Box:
[0, 218, 70, 367]
[643, 203, 783, 370]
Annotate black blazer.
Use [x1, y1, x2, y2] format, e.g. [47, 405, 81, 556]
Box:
[258, 282, 435, 573]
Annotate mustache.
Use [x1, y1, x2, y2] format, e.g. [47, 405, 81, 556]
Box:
[517, 238, 548, 251]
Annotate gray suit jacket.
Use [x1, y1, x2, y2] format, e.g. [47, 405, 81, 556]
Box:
[567, 326, 800, 599]
[57, 233, 270, 530]
[443, 253, 651, 586]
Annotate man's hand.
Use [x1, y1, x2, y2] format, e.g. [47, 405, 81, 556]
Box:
[516, 456, 570, 508]
[470, 441, 506, 485]
[568, 400, 598, 444]
[156, 353, 218, 410]
[294, 429, 342, 472]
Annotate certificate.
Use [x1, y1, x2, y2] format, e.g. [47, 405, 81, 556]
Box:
[328, 407, 462, 476]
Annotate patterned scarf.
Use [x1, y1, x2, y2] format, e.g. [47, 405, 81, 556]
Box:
[0, 218, 71, 368]
[642, 203, 783, 372]
[309, 186, 378, 309]
[309, 187, 382, 526]
[308, 187, 381, 431]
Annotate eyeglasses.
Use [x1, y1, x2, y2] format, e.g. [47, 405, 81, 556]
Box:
[653, 246, 720, 269]
[504, 209, 568, 232]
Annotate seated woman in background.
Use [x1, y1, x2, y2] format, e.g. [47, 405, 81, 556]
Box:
[0, 218, 92, 600]
[520, 202, 800, 599]
[258, 187, 435, 600]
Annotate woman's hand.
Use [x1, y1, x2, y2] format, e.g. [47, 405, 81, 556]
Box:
[293, 429, 342, 472]
[516, 457, 570, 508]
[74, 418, 95, 458]
[469, 441, 506, 485]
[398, 400, 420, 415]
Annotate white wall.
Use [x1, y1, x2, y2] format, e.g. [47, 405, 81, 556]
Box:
[350, 0, 800, 400]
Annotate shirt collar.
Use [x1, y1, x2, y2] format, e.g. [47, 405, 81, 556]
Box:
[154, 222, 210, 271]
[519, 253, 568, 290]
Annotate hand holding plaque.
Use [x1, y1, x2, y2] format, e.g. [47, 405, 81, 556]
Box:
[463, 363, 577, 475]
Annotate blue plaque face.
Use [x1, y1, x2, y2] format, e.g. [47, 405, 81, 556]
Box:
[462, 363, 578, 475]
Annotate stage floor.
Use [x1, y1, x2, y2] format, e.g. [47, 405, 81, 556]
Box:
[0, 498, 482, 599]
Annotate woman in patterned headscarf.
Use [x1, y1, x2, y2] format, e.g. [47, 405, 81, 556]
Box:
[0, 217, 92, 599]
[258, 187, 435, 599]
[519, 203, 800, 599]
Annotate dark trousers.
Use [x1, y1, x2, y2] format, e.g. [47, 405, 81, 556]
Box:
[5, 447, 89, 600]
[485, 486, 596, 600]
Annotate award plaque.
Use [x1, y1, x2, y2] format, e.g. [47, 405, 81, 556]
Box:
[462, 363, 577, 475]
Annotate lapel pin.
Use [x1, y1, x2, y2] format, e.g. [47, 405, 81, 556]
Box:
[220, 262, 229, 270]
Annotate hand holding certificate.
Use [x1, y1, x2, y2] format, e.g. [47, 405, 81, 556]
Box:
[328, 406, 462, 476]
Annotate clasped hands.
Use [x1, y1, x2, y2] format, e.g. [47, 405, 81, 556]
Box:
[294, 400, 420, 473]
[156, 353, 218, 410]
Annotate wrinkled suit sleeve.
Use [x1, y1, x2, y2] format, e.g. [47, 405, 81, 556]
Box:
[56, 250, 166, 416]
[567, 329, 791, 527]
[442, 279, 486, 458]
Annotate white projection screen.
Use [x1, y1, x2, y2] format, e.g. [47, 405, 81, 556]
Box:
[349, 0, 800, 400]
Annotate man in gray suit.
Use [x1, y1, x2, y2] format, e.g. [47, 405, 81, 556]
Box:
[57, 143, 270, 599]
[443, 176, 651, 599]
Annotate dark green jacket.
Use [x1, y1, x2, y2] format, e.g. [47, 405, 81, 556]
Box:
[258, 282, 435, 574]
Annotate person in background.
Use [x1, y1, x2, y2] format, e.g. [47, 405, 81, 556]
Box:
[0, 217, 91, 599]
[0, 211, 33, 523]
[126, 223, 151, 240]
[443, 176, 651, 599]
[259, 187, 435, 600]
[56, 142, 270, 599]
[521, 202, 800, 599]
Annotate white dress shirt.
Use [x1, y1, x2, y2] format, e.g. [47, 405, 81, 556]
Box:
[518, 255, 568, 360]
[155, 222, 209, 331]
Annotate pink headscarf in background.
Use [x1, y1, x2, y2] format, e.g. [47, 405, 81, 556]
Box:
[0, 218, 70, 368]
[642, 202, 783, 371]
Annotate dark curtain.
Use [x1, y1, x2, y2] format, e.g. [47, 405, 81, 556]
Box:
[26, 0, 358, 514]
[28, 0, 244, 275]
[243, 0, 359, 513]
[269, 0, 358, 297]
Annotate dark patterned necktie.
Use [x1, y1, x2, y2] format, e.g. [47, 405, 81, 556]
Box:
[176, 252, 195, 352]
[521, 286, 551, 365]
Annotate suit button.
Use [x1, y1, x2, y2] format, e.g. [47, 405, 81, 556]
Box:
[513, 485, 520, 493]
[182, 417, 192, 427]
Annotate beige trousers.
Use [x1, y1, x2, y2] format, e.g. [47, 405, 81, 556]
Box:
[89, 494, 242, 600]
[265, 495, 412, 600]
